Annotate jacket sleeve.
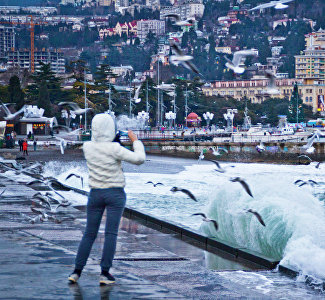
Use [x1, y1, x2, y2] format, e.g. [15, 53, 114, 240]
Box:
[113, 140, 146, 165]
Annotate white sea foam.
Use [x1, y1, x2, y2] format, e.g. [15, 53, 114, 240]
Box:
[40, 160, 325, 283]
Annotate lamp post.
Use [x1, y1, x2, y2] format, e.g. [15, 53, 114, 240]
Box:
[137, 110, 149, 129]
[84, 69, 88, 131]
[61, 109, 76, 128]
[203, 112, 214, 127]
[165, 111, 176, 128]
[223, 109, 237, 133]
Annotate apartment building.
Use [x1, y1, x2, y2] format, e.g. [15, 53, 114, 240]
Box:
[0, 26, 15, 59]
[137, 20, 165, 42]
[146, 0, 160, 10]
[295, 29, 325, 80]
[160, 0, 204, 20]
[7, 48, 65, 74]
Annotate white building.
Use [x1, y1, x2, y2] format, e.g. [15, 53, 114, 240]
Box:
[271, 46, 283, 57]
[161, 0, 204, 20]
[115, 0, 129, 12]
[137, 20, 165, 42]
[146, 0, 160, 10]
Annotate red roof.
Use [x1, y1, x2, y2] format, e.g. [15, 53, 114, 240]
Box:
[187, 112, 199, 120]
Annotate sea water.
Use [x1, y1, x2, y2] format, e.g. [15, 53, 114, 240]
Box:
[37, 159, 325, 295]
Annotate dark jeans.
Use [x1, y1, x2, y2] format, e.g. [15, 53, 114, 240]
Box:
[75, 187, 126, 272]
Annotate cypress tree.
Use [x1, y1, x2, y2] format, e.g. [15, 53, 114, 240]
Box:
[38, 80, 52, 117]
[288, 83, 304, 123]
[8, 75, 25, 109]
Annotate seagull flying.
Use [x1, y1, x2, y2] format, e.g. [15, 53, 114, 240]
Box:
[58, 102, 92, 115]
[209, 146, 228, 157]
[0, 101, 26, 120]
[206, 159, 226, 173]
[265, 71, 280, 95]
[198, 150, 205, 163]
[170, 187, 198, 202]
[256, 141, 265, 153]
[301, 130, 321, 154]
[28, 178, 65, 199]
[165, 14, 195, 26]
[230, 177, 253, 198]
[225, 50, 257, 74]
[249, 0, 294, 11]
[191, 213, 219, 231]
[169, 39, 201, 75]
[146, 181, 164, 187]
[246, 209, 266, 227]
[65, 173, 84, 188]
[294, 179, 318, 187]
[133, 85, 142, 103]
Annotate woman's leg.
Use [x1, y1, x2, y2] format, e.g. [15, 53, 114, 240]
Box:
[100, 188, 126, 272]
[75, 189, 105, 271]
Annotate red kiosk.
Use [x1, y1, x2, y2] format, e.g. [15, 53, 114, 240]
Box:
[185, 112, 201, 127]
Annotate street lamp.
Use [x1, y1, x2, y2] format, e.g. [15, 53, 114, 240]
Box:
[61, 109, 76, 128]
[223, 109, 237, 133]
[203, 112, 214, 127]
[137, 110, 149, 129]
[165, 111, 176, 128]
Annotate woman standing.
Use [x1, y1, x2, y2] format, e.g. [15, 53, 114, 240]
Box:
[68, 113, 145, 285]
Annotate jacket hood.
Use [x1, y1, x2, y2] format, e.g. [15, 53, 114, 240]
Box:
[91, 113, 116, 142]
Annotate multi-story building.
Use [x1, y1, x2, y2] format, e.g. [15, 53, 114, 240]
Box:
[137, 20, 165, 42]
[295, 29, 325, 80]
[202, 77, 300, 104]
[98, 0, 112, 6]
[0, 26, 15, 59]
[7, 48, 65, 74]
[160, 0, 204, 20]
[115, 0, 130, 12]
[99, 21, 137, 39]
[146, 0, 160, 10]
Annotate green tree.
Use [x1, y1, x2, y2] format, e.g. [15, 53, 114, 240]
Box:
[288, 83, 304, 123]
[8, 75, 25, 109]
[38, 80, 52, 116]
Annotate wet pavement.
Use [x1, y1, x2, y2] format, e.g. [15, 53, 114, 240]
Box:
[0, 163, 276, 300]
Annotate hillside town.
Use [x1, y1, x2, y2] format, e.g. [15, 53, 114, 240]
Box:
[0, 0, 325, 134]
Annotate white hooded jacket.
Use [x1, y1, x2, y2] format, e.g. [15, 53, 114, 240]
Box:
[83, 113, 146, 189]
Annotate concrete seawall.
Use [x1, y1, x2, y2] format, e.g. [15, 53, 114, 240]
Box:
[123, 141, 325, 163]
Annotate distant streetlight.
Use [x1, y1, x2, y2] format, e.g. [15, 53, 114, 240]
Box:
[137, 110, 149, 129]
[165, 111, 176, 128]
[61, 109, 76, 128]
[223, 109, 237, 133]
[203, 111, 214, 126]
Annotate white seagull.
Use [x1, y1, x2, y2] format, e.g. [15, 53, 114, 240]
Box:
[0, 101, 25, 120]
[249, 0, 294, 11]
[256, 141, 265, 153]
[165, 14, 195, 26]
[133, 85, 142, 103]
[169, 40, 201, 75]
[225, 50, 257, 74]
[301, 130, 321, 154]
[58, 102, 92, 115]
